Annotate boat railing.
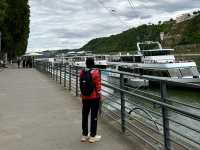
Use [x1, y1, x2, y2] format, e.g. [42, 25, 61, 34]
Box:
[34, 60, 200, 150]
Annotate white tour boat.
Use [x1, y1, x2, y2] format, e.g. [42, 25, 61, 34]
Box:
[107, 41, 200, 88]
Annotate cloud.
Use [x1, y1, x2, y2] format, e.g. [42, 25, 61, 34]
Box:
[27, 0, 200, 52]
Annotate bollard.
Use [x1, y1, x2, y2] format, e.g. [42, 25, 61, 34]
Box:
[75, 66, 79, 96]
[120, 74, 126, 133]
[160, 81, 171, 150]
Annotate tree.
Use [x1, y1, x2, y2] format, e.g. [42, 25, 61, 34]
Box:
[0, 0, 8, 27]
[0, 0, 30, 59]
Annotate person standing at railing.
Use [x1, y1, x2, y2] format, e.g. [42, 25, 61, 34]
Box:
[79, 57, 102, 143]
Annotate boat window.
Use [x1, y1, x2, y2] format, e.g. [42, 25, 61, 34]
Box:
[73, 57, 85, 62]
[143, 50, 172, 56]
[143, 69, 162, 76]
[118, 66, 124, 72]
[152, 70, 162, 76]
[109, 65, 116, 70]
[139, 43, 159, 50]
[133, 68, 140, 74]
[134, 56, 142, 63]
[168, 69, 182, 77]
[191, 67, 200, 76]
[143, 69, 153, 76]
[96, 56, 105, 61]
[109, 56, 120, 62]
[118, 66, 134, 73]
[120, 56, 133, 63]
[160, 70, 170, 77]
[180, 68, 193, 77]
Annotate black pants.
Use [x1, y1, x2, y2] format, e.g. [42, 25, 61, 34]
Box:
[82, 99, 100, 137]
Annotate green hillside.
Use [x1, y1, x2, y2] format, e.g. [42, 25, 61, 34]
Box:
[81, 13, 200, 54]
[0, 0, 30, 59]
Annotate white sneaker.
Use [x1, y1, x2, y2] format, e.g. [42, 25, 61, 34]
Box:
[81, 136, 88, 142]
[88, 135, 102, 143]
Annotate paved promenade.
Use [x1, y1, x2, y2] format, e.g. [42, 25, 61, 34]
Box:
[0, 66, 139, 150]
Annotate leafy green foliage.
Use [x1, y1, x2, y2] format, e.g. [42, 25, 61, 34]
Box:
[81, 24, 161, 53]
[0, 0, 30, 58]
[180, 14, 200, 44]
[0, 0, 7, 27]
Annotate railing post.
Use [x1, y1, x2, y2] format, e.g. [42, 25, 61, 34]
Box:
[44, 62, 47, 73]
[64, 64, 67, 87]
[69, 65, 72, 91]
[60, 64, 62, 84]
[75, 66, 79, 96]
[45, 62, 47, 72]
[53, 64, 55, 80]
[160, 81, 171, 150]
[45, 62, 48, 74]
[56, 64, 58, 81]
[120, 73, 126, 133]
[47, 62, 50, 74]
[50, 63, 52, 78]
[46, 62, 48, 74]
[44, 62, 45, 72]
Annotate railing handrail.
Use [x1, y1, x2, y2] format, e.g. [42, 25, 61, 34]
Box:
[34, 60, 200, 150]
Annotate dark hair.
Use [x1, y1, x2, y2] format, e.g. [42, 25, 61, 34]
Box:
[86, 57, 94, 68]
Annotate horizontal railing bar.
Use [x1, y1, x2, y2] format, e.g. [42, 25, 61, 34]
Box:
[167, 117, 200, 134]
[127, 114, 163, 136]
[103, 83, 200, 121]
[126, 119, 164, 145]
[125, 127, 159, 150]
[169, 128, 200, 146]
[102, 107, 159, 150]
[169, 137, 192, 150]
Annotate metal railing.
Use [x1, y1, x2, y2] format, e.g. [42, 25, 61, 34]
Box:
[34, 60, 200, 150]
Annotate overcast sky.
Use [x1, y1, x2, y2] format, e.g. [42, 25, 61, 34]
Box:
[27, 0, 200, 52]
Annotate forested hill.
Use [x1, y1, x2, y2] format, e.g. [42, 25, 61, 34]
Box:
[0, 0, 30, 59]
[81, 13, 200, 54]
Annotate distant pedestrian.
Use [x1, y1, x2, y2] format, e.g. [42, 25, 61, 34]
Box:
[22, 59, 26, 68]
[29, 58, 33, 68]
[26, 58, 29, 68]
[17, 58, 21, 68]
[79, 57, 102, 143]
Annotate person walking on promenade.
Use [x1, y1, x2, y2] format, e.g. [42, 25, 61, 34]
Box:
[79, 57, 102, 143]
[22, 59, 26, 68]
[17, 58, 21, 68]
